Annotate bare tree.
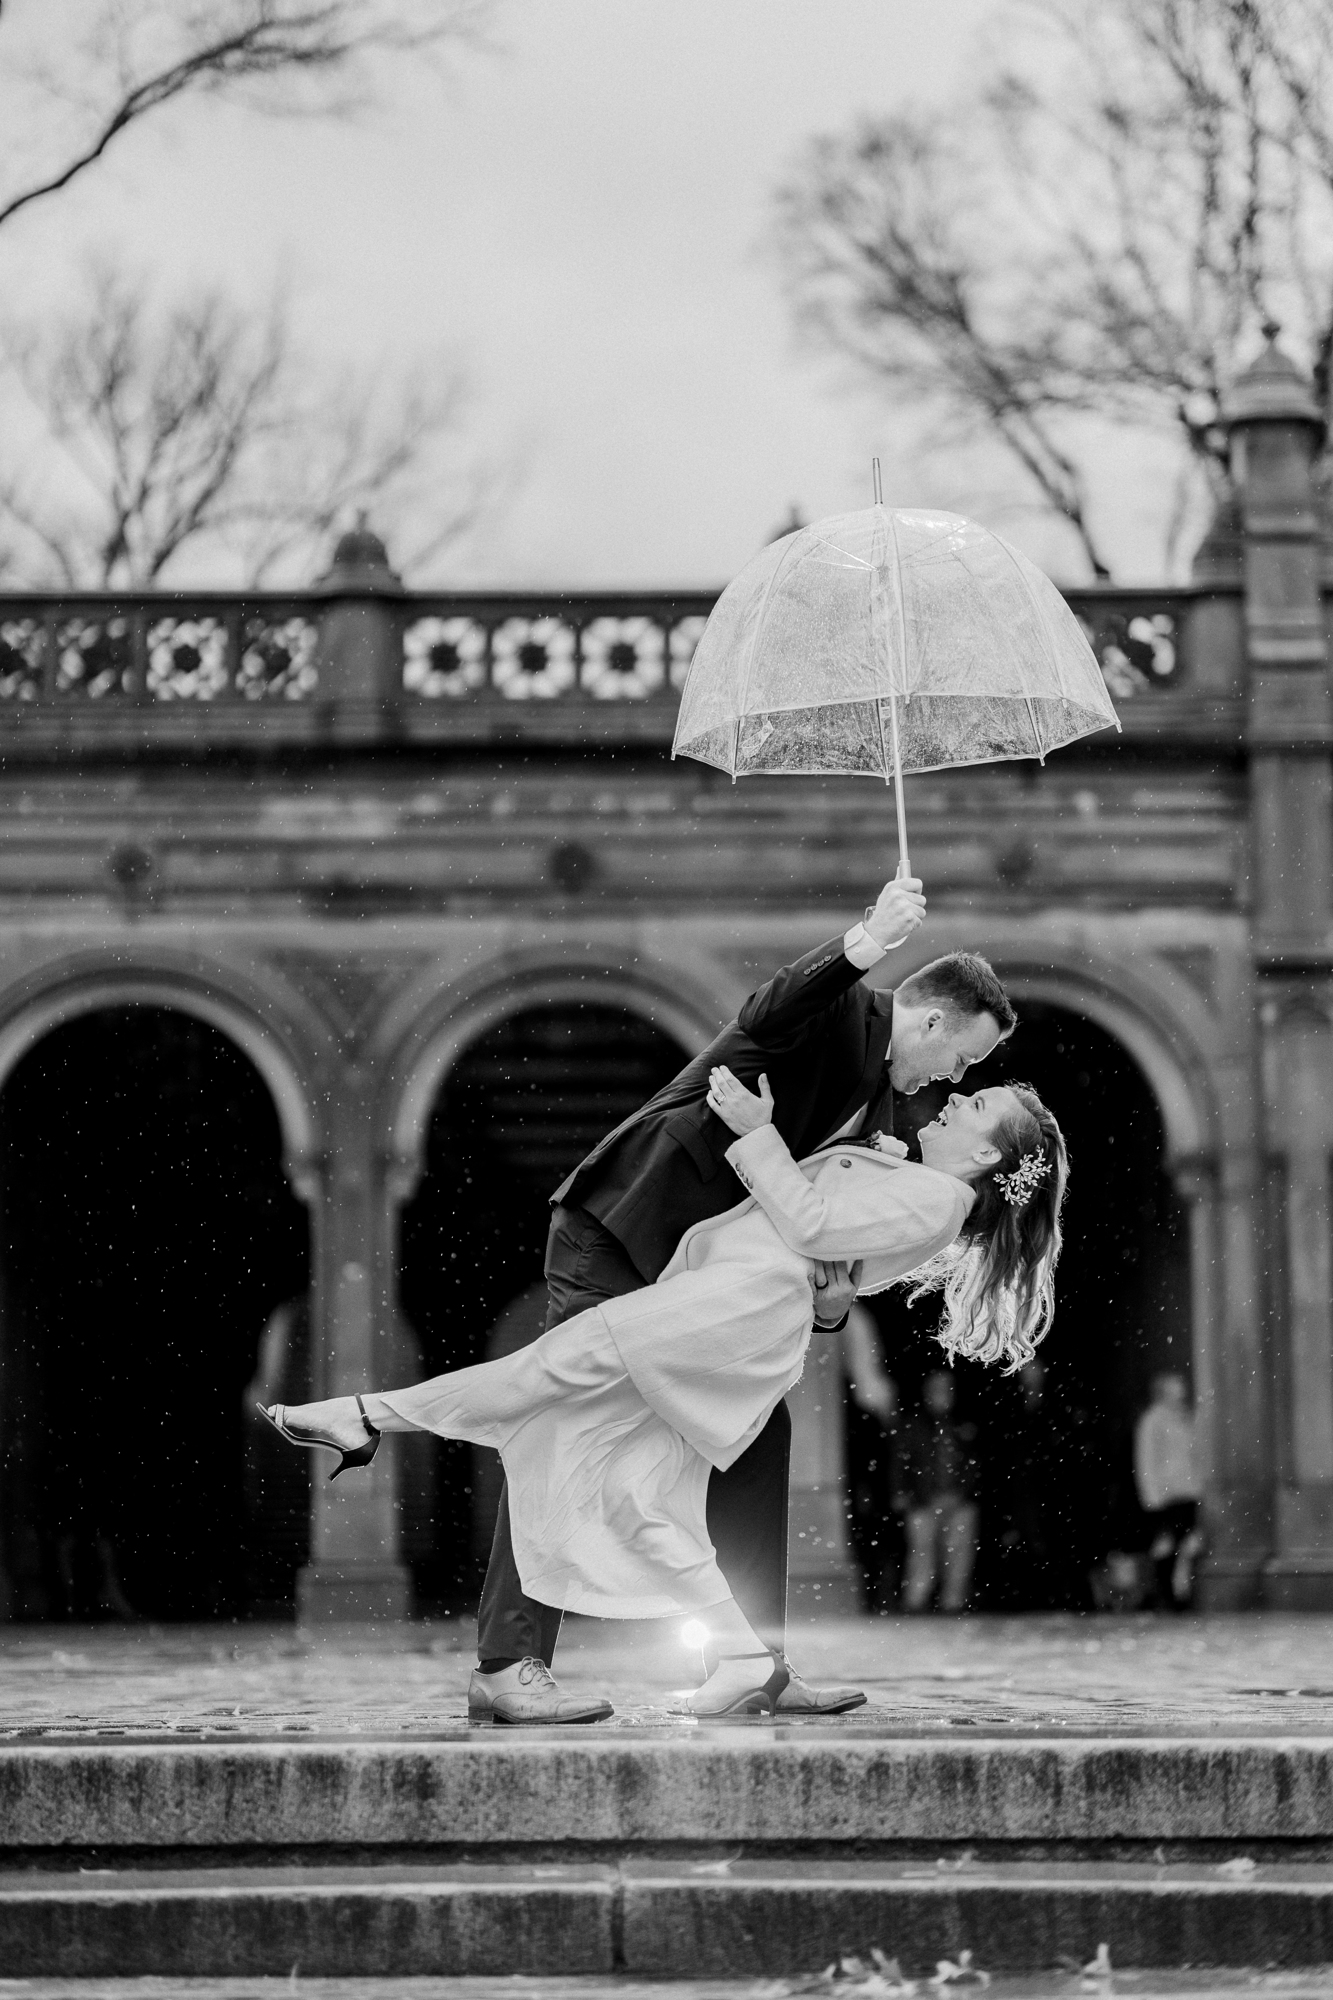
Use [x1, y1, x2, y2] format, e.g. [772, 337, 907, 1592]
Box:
[773, 0, 1333, 578]
[0, 0, 488, 234]
[1115, 0, 1333, 416]
[775, 118, 1119, 577]
[0, 267, 493, 587]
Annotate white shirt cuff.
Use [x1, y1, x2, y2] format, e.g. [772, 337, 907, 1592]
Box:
[843, 922, 888, 970]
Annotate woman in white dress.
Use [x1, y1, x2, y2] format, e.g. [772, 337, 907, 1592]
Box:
[264, 1070, 1067, 1715]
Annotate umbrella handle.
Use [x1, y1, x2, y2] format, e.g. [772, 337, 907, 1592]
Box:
[895, 855, 913, 882]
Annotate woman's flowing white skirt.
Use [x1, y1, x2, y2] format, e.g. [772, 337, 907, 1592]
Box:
[382, 1315, 726, 1617]
[380, 1217, 813, 1619]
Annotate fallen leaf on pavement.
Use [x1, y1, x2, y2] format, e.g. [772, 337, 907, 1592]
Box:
[929, 1949, 991, 1987]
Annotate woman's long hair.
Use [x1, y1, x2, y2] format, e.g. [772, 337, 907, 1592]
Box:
[905, 1083, 1068, 1372]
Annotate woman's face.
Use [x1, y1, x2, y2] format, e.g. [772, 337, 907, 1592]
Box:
[918, 1085, 1022, 1182]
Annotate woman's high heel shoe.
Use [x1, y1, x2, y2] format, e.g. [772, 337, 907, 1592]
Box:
[258, 1396, 381, 1480]
[687, 1648, 790, 1719]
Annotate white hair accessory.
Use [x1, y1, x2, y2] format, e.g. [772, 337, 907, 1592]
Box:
[995, 1150, 1050, 1208]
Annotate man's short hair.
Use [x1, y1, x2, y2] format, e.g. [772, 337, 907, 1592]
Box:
[896, 952, 1016, 1036]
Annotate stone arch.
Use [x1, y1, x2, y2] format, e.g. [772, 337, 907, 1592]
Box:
[962, 941, 1239, 1530]
[884, 923, 1222, 1170]
[383, 950, 716, 1201]
[856, 927, 1241, 1570]
[0, 958, 319, 1620]
[385, 953, 704, 1606]
[992, 956, 1216, 1168]
[0, 959, 319, 1191]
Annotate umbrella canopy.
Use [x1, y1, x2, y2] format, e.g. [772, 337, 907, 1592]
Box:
[673, 506, 1119, 783]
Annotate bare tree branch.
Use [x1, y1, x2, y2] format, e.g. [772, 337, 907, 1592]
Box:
[0, 266, 494, 587]
[0, 0, 489, 233]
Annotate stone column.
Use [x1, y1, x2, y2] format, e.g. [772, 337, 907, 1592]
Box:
[1260, 988, 1333, 1604]
[786, 1324, 863, 1618]
[1225, 335, 1333, 1607]
[296, 1057, 412, 1622]
[1172, 1151, 1268, 1605]
[1171, 1160, 1221, 1486]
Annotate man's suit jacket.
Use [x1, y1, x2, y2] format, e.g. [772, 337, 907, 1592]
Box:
[552, 935, 895, 1280]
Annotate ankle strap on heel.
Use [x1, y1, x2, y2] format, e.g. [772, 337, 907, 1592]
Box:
[355, 1394, 380, 1439]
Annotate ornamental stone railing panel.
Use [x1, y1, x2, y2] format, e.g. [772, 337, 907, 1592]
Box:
[0, 585, 1243, 752]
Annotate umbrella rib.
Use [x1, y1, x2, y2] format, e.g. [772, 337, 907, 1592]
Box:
[1024, 689, 1042, 764]
[992, 530, 1121, 747]
[882, 509, 911, 703]
[991, 533, 1062, 765]
[872, 545, 892, 788]
[733, 533, 805, 775]
[810, 534, 872, 569]
[905, 524, 962, 560]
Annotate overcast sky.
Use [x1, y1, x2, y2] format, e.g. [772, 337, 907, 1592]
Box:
[2, 0, 1176, 589]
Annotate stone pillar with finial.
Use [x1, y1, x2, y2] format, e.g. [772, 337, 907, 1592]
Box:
[312, 514, 406, 717]
[294, 514, 414, 1622]
[1224, 325, 1333, 1606]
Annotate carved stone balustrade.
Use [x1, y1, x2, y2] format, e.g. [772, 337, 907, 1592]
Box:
[0, 585, 1244, 760]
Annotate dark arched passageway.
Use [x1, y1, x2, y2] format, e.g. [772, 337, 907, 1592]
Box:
[0, 1007, 310, 1621]
[849, 1002, 1190, 1612]
[398, 1003, 688, 1609]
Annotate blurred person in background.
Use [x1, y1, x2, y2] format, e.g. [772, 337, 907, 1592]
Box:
[243, 1296, 313, 1613]
[841, 1303, 903, 1611]
[1134, 1372, 1203, 1610]
[897, 1368, 981, 1614]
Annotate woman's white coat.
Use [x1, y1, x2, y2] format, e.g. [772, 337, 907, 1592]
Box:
[382, 1126, 971, 1618]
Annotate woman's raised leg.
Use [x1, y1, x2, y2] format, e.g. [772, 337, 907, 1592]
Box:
[261, 1311, 608, 1462]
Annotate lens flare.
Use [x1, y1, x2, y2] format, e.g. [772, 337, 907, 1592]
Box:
[680, 1619, 709, 1650]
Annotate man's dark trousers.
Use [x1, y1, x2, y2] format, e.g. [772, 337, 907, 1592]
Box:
[475, 1203, 791, 1669]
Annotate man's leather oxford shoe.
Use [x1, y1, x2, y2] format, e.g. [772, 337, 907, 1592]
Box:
[467, 1657, 614, 1725]
[774, 1662, 867, 1715]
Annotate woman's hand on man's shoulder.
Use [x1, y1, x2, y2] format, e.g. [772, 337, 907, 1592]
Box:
[707, 1065, 775, 1136]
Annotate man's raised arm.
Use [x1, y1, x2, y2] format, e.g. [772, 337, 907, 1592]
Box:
[737, 874, 926, 1052]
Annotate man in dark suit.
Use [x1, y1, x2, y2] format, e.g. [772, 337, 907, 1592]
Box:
[467, 874, 1017, 1723]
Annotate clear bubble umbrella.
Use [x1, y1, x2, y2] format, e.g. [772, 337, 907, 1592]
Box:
[672, 498, 1120, 875]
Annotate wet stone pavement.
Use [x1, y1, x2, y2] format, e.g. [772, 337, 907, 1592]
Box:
[1, 1612, 1332, 1740]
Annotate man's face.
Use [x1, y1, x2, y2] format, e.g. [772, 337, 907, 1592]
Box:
[890, 1006, 1004, 1096]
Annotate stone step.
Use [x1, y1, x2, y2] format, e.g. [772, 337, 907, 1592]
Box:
[6, 1984, 1333, 2000]
[7, 1986, 1333, 2000]
[2, 1857, 1332, 1977]
[2, 1734, 1330, 1854]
